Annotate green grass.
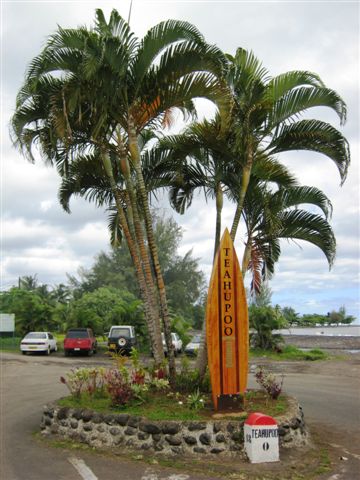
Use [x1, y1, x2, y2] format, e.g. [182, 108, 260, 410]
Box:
[314, 448, 331, 475]
[0, 337, 21, 352]
[250, 345, 329, 361]
[57, 389, 289, 421]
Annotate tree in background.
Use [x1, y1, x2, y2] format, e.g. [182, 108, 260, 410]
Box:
[66, 286, 145, 337]
[281, 307, 300, 327]
[68, 214, 206, 328]
[248, 283, 286, 350]
[328, 306, 356, 325]
[0, 288, 55, 336]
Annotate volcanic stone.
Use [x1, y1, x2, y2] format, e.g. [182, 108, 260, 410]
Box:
[116, 414, 129, 426]
[56, 408, 69, 420]
[161, 423, 181, 435]
[188, 422, 206, 431]
[184, 435, 197, 445]
[165, 435, 182, 446]
[139, 422, 161, 434]
[199, 433, 211, 445]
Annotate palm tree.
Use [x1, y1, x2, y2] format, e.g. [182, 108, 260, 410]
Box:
[226, 48, 350, 241]
[11, 9, 230, 379]
[19, 275, 39, 291]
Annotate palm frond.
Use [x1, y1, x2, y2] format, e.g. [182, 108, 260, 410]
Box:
[106, 206, 124, 248]
[132, 19, 205, 90]
[278, 210, 336, 267]
[272, 186, 333, 219]
[266, 70, 325, 102]
[268, 119, 350, 184]
[268, 86, 347, 130]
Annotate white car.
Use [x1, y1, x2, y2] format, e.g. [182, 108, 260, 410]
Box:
[185, 334, 202, 356]
[20, 331, 57, 355]
[162, 332, 183, 355]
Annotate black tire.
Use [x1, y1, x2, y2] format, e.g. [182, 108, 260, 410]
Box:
[87, 349, 93, 357]
[64, 350, 70, 357]
[22, 351, 26, 355]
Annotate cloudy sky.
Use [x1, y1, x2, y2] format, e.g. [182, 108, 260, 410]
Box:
[1, 0, 359, 320]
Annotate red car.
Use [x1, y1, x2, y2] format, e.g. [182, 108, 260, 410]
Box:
[64, 328, 97, 356]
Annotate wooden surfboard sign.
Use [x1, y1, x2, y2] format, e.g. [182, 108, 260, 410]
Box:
[206, 228, 249, 410]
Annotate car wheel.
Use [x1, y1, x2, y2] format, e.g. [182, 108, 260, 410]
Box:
[22, 351, 26, 355]
[64, 349, 70, 357]
[87, 349, 93, 356]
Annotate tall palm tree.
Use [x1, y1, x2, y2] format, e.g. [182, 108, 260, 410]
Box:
[226, 48, 350, 241]
[11, 9, 229, 378]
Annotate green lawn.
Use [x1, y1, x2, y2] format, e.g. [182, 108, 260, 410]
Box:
[250, 344, 329, 361]
[58, 389, 288, 421]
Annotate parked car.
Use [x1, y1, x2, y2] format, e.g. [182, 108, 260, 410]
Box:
[64, 328, 97, 356]
[162, 332, 183, 356]
[184, 334, 201, 356]
[20, 332, 57, 355]
[108, 325, 137, 354]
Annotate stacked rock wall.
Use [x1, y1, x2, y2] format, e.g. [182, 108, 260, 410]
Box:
[41, 396, 308, 456]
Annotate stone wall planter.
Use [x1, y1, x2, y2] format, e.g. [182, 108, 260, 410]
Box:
[41, 395, 309, 457]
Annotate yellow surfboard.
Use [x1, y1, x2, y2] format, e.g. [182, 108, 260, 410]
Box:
[206, 228, 249, 410]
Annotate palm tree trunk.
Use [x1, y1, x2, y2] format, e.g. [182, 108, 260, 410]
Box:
[230, 161, 251, 241]
[213, 183, 223, 262]
[101, 151, 163, 365]
[116, 140, 164, 362]
[128, 120, 176, 384]
[196, 183, 223, 378]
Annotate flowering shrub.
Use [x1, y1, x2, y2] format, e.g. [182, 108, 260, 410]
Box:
[255, 366, 284, 400]
[149, 377, 170, 391]
[105, 369, 133, 406]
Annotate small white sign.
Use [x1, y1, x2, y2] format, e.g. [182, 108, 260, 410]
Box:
[244, 413, 279, 463]
[0, 314, 15, 332]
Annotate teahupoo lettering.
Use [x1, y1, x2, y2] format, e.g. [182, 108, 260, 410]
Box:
[223, 247, 233, 337]
[252, 429, 278, 439]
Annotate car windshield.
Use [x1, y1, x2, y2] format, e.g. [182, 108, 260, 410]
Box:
[192, 335, 201, 343]
[110, 328, 130, 338]
[66, 330, 89, 338]
[25, 333, 47, 339]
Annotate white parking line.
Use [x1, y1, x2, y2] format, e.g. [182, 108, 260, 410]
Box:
[68, 456, 98, 480]
[141, 469, 190, 480]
